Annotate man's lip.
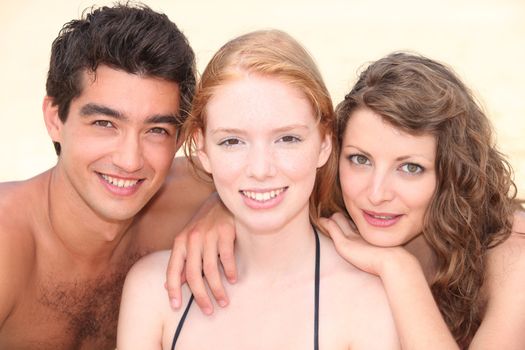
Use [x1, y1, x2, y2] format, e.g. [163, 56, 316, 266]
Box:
[96, 171, 143, 181]
[97, 172, 144, 196]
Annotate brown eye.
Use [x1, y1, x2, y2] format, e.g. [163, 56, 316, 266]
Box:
[94, 120, 114, 128]
[278, 135, 301, 143]
[218, 138, 242, 147]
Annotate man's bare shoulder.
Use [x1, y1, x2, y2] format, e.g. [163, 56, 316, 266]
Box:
[153, 156, 214, 210]
[132, 157, 215, 248]
[0, 177, 45, 327]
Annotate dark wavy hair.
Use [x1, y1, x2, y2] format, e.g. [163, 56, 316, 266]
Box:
[336, 52, 517, 348]
[46, 2, 196, 155]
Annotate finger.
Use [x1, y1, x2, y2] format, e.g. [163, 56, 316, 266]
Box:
[165, 242, 186, 309]
[185, 230, 214, 315]
[330, 212, 359, 237]
[218, 229, 237, 284]
[202, 233, 230, 308]
[319, 217, 347, 245]
[319, 217, 358, 262]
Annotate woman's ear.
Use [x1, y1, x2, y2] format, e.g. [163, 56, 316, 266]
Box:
[317, 132, 333, 168]
[195, 129, 212, 174]
[42, 96, 63, 143]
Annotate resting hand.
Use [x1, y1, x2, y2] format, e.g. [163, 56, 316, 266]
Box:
[165, 192, 236, 315]
[319, 212, 408, 277]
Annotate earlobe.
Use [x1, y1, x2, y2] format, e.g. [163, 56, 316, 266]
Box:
[42, 96, 63, 143]
[317, 133, 333, 168]
[195, 130, 212, 174]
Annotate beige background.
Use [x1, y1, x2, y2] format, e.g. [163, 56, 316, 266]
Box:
[1, 0, 523, 199]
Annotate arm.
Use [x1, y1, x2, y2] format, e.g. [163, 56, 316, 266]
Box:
[321, 213, 458, 350]
[165, 192, 237, 315]
[117, 252, 171, 350]
[470, 213, 525, 349]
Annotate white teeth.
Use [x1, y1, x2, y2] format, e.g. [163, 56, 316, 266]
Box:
[101, 174, 139, 188]
[373, 215, 394, 220]
[242, 188, 285, 202]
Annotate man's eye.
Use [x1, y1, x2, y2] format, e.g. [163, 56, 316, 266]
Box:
[348, 154, 370, 165]
[149, 127, 169, 135]
[93, 120, 114, 128]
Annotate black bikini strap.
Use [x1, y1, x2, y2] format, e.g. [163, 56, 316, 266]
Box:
[313, 226, 320, 350]
[171, 294, 194, 350]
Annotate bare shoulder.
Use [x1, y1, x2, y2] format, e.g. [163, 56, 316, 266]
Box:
[486, 210, 525, 277]
[0, 179, 40, 326]
[318, 234, 399, 348]
[471, 210, 525, 348]
[150, 156, 214, 213]
[125, 250, 172, 286]
[132, 157, 215, 247]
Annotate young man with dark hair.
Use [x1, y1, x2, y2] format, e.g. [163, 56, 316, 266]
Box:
[0, 4, 217, 349]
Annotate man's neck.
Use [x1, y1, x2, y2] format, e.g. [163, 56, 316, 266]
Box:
[44, 168, 135, 265]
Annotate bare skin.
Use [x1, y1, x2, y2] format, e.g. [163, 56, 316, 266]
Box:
[0, 66, 215, 350]
[120, 233, 400, 349]
[321, 211, 525, 350]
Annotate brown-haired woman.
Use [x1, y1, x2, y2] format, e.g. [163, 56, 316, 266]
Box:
[321, 52, 525, 349]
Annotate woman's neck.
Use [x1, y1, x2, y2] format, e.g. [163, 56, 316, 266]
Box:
[235, 210, 316, 282]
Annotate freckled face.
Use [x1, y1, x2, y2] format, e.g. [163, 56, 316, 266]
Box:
[197, 74, 331, 235]
[52, 65, 181, 222]
[338, 108, 437, 247]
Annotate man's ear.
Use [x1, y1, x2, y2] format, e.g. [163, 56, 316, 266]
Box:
[317, 132, 333, 168]
[195, 129, 212, 174]
[42, 96, 63, 143]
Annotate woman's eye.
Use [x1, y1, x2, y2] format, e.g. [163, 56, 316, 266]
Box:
[400, 163, 423, 174]
[218, 138, 242, 147]
[278, 135, 301, 143]
[93, 120, 114, 128]
[349, 154, 370, 165]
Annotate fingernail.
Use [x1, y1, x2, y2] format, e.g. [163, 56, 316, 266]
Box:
[203, 307, 213, 315]
[170, 298, 180, 309]
[218, 299, 228, 307]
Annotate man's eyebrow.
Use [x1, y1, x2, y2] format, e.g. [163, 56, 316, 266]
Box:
[79, 103, 124, 120]
[145, 115, 180, 125]
[79, 104, 180, 125]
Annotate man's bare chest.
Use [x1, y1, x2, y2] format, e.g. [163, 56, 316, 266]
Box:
[3, 252, 142, 349]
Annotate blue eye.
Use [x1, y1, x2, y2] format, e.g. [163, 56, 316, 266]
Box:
[93, 120, 114, 128]
[400, 163, 423, 174]
[218, 138, 243, 147]
[348, 154, 371, 166]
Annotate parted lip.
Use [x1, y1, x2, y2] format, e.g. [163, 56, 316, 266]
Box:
[362, 209, 402, 218]
[96, 171, 144, 181]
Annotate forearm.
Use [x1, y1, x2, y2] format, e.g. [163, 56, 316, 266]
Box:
[380, 252, 459, 350]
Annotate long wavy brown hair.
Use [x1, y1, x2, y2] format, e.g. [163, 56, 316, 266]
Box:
[183, 30, 340, 228]
[336, 52, 518, 348]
